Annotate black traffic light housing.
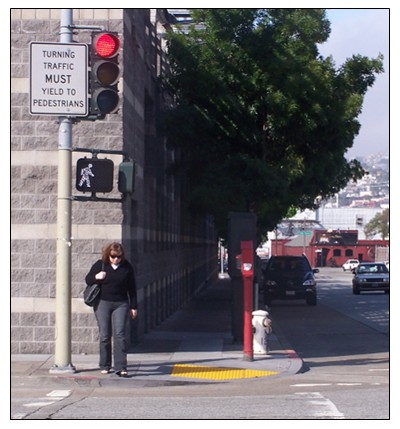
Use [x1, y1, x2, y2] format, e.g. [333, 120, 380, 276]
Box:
[89, 31, 121, 117]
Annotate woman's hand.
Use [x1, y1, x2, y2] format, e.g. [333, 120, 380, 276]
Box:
[95, 271, 106, 280]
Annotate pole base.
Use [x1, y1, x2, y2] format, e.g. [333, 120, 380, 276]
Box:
[242, 354, 254, 362]
[49, 364, 76, 374]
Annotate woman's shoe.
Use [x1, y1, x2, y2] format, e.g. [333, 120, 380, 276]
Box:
[100, 369, 110, 374]
[116, 370, 128, 377]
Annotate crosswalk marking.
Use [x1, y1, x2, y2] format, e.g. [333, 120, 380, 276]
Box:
[22, 390, 71, 409]
[46, 390, 71, 398]
[295, 392, 345, 419]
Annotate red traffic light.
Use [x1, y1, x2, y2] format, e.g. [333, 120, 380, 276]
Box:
[94, 33, 120, 58]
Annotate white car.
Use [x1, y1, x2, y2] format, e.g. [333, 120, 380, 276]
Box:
[342, 259, 360, 271]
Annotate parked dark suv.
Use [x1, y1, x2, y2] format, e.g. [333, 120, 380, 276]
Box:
[263, 255, 319, 306]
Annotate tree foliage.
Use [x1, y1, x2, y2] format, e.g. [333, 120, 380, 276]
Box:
[162, 9, 384, 238]
[364, 208, 389, 239]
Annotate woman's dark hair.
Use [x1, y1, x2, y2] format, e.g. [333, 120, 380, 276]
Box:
[101, 242, 125, 264]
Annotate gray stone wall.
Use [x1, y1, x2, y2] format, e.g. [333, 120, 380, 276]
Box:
[11, 9, 218, 354]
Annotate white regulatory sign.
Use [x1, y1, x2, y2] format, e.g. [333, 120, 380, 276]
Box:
[30, 42, 88, 116]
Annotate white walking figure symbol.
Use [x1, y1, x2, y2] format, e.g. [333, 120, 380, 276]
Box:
[79, 163, 95, 188]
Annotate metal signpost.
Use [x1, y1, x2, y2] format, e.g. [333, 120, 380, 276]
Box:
[51, 10, 76, 373]
[29, 9, 82, 373]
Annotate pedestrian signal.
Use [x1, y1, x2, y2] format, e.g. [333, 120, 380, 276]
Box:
[76, 158, 114, 193]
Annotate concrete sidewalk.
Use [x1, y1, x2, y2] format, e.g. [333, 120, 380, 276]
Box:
[11, 275, 303, 386]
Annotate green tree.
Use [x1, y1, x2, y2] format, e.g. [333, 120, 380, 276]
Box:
[163, 9, 384, 238]
[364, 208, 389, 239]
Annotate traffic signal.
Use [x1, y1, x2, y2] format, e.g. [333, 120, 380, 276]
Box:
[76, 157, 114, 193]
[118, 160, 135, 194]
[89, 32, 121, 116]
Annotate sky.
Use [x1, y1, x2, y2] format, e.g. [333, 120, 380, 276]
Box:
[318, 8, 389, 159]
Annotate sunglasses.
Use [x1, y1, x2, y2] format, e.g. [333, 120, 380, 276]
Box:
[109, 254, 122, 259]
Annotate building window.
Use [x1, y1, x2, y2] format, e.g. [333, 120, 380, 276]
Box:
[333, 249, 341, 257]
[345, 249, 354, 257]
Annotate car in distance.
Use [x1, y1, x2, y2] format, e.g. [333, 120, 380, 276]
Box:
[352, 262, 389, 295]
[342, 259, 360, 271]
[263, 255, 319, 306]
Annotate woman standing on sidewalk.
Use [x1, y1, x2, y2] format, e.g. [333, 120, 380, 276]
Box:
[85, 242, 138, 377]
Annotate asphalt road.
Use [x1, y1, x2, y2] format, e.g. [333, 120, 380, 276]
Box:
[265, 267, 389, 419]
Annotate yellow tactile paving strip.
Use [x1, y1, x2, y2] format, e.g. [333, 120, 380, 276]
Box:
[171, 364, 279, 380]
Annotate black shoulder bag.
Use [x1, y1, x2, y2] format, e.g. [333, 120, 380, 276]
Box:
[83, 263, 104, 307]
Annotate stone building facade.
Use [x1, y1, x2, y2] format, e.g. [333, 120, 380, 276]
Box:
[11, 9, 218, 354]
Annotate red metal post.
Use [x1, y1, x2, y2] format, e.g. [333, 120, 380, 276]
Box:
[241, 240, 254, 361]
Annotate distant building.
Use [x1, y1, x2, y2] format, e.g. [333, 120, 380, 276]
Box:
[316, 206, 386, 239]
[264, 204, 389, 266]
[269, 229, 388, 267]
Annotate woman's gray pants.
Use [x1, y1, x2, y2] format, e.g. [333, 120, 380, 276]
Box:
[94, 300, 129, 372]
